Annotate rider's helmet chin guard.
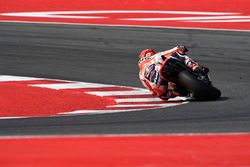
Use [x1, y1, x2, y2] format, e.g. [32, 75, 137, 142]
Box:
[139, 48, 155, 60]
[177, 45, 188, 55]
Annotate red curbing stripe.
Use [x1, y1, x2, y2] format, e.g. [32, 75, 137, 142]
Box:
[0, 0, 250, 31]
[0, 133, 250, 167]
[0, 83, 116, 117]
[0, 75, 187, 118]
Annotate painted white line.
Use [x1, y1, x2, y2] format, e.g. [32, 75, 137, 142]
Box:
[1, 10, 237, 17]
[1, 20, 250, 32]
[108, 103, 178, 108]
[0, 116, 28, 119]
[86, 90, 151, 96]
[59, 109, 143, 115]
[1, 12, 106, 19]
[0, 75, 40, 82]
[31, 82, 116, 90]
[115, 98, 163, 103]
[1, 132, 250, 139]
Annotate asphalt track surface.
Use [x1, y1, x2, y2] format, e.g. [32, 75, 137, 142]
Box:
[0, 22, 250, 136]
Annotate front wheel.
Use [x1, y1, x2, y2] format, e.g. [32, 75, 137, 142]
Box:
[177, 71, 221, 100]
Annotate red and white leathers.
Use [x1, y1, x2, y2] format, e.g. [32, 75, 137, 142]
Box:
[138, 46, 200, 100]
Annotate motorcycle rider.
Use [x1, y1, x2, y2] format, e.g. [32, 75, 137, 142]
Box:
[138, 45, 209, 100]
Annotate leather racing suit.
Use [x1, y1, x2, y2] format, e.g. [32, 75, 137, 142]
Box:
[138, 46, 206, 100]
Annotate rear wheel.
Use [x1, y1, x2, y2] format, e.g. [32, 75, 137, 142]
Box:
[177, 71, 221, 100]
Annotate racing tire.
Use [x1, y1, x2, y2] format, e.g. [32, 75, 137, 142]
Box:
[177, 71, 221, 100]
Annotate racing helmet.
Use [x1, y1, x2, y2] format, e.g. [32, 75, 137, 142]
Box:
[177, 45, 188, 55]
[139, 48, 155, 59]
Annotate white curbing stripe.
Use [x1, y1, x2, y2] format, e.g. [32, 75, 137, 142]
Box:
[31, 82, 117, 90]
[59, 109, 142, 115]
[1, 10, 237, 17]
[86, 90, 151, 96]
[115, 98, 163, 103]
[0, 75, 40, 82]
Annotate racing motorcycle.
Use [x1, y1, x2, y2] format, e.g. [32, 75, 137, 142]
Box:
[160, 56, 221, 100]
